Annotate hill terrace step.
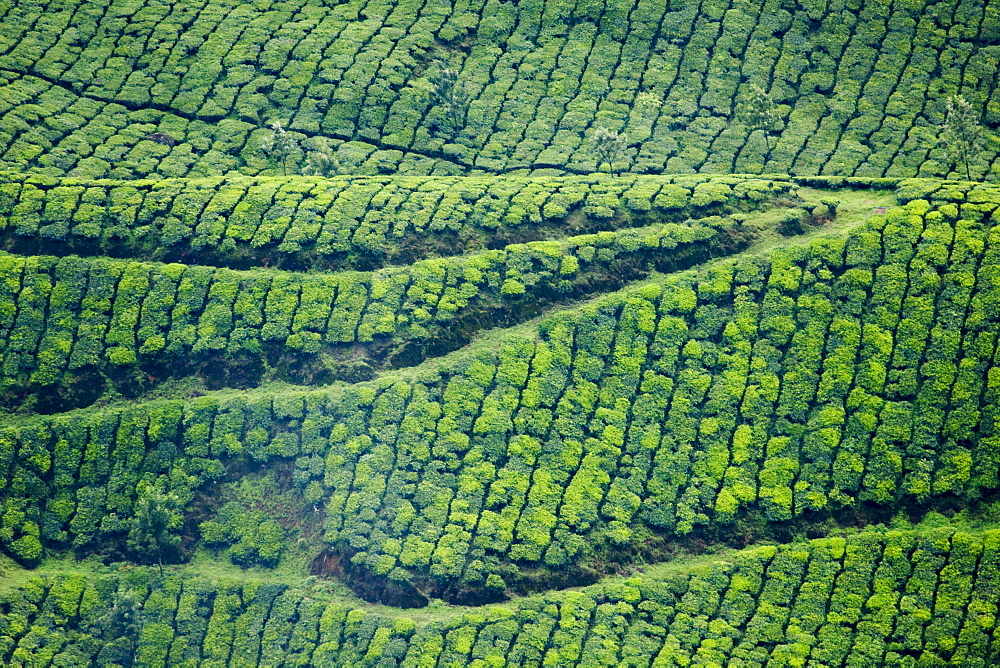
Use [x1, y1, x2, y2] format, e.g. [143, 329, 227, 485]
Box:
[0, 174, 795, 270]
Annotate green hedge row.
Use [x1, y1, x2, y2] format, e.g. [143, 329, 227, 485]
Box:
[2, 196, 999, 594]
[0, 69, 466, 180]
[0, 571, 402, 667]
[894, 179, 1000, 206]
[1, 0, 997, 179]
[792, 176, 1000, 205]
[2, 527, 999, 666]
[0, 173, 794, 270]
[0, 213, 748, 407]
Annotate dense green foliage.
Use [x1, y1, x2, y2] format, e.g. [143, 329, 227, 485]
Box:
[3, 194, 999, 599]
[0, 0, 997, 179]
[0, 208, 758, 409]
[199, 501, 286, 568]
[0, 174, 793, 269]
[2, 527, 999, 666]
[2, 0, 999, 661]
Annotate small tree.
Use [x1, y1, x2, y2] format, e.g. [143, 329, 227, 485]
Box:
[940, 95, 987, 181]
[261, 121, 299, 175]
[591, 127, 629, 176]
[429, 60, 470, 140]
[303, 137, 339, 177]
[740, 84, 778, 153]
[128, 488, 182, 575]
[99, 589, 143, 666]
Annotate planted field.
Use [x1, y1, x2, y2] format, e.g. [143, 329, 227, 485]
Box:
[0, 0, 997, 179]
[2, 527, 999, 666]
[0, 174, 805, 412]
[0, 174, 794, 269]
[3, 192, 999, 607]
[0, 212, 744, 408]
[1, 0, 999, 664]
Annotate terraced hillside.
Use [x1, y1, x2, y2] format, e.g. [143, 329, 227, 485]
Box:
[1, 0, 998, 179]
[3, 177, 1000, 663]
[1, 0, 1000, 665]
[4, 528, 1000, 665]
[0, 173, 797, 412]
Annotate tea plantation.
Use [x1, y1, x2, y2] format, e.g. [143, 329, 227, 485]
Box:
[1, 0, 998, 179]
[4, 528, 1000, 666]
[0, 0, 999, 665]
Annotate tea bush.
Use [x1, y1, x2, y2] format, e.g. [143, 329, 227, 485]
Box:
[3, 195, 1000, 600]
[0, 0, 996, 178]
[0, 174, 795, 270]
[0, 210, 751, 406]
[1, 527, 997, 666]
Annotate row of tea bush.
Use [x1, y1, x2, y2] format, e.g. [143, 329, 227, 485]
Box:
[1, 527, 997, 666]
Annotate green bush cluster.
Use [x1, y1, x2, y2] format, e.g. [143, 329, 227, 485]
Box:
[2, 527, 999, 666]
[0, 174, 792, 269]
[0, 212, 743, 403]
[1, 0, 997, 661]
[894, 178, 1000, 206]
[0, 571, 384, 667]
[310, 196, 1000, 592]
[0, 67, 459, 180]
[0, 401, 204, 563]
[199, 501, 285, 568]
[3, 196, 1000, 594]
[0, 0, 996, 178]
[796, 177, 1000, 205]
[403, 528, 1000, 667]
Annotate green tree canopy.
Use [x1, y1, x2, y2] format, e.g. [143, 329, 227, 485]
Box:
[940, 95, 988, 180]
[591, 127, 629, 176]
[261, 121, 300, 176]
[739, 84, 779, 152]
[128, 487, 183, 575]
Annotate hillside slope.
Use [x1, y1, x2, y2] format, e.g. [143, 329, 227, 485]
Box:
[3, 189, 1000, 606]
[2, 526, 999, 666]
[0, 0, 998, 179]
[1, 0, 1000, 665]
